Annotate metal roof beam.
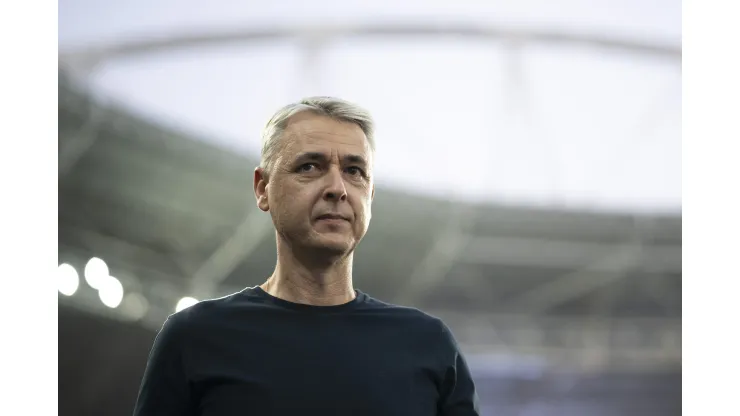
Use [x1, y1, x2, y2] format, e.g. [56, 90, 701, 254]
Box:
[59, 23, 681, 72]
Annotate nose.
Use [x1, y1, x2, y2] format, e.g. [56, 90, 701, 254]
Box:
[323, 167, 348, 202]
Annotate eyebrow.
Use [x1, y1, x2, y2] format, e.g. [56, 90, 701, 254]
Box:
[294, 152, 368, 167]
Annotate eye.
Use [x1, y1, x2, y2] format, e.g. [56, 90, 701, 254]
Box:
[297, 163, 319, 173]
[345, 166, 365, 177]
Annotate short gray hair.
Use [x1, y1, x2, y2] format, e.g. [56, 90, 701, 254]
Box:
[260, 96, 376, 175]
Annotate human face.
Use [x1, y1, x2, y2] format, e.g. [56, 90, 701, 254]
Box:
[254, 112, 374, 256]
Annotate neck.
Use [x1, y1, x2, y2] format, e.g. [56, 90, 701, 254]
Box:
[260, 237, 356, 306]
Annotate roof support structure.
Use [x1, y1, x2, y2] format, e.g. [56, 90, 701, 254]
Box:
[190, 209, 274, 299]
[59, 23, 681, 73]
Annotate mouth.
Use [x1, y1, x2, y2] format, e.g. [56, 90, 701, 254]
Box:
[316, 214, 349, 222]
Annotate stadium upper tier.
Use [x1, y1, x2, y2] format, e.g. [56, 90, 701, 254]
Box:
[59, 69, 680, 318]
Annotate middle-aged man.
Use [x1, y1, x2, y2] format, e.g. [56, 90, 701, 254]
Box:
[133, 97, 480, 415]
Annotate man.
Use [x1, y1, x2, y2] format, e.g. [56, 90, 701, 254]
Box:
[133, 97, 480, 415]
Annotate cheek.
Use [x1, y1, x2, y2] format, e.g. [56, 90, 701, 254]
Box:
[275, 187, 314, 218]
[355, 195, 373, 223]
[268, 184, 292, 218]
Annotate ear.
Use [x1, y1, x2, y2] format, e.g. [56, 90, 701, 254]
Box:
[254, 167, 270, 212]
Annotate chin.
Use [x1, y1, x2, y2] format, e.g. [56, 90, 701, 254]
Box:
[310, 235, 356, 255]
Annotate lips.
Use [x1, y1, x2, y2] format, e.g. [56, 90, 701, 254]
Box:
[316, 214, 349, 221]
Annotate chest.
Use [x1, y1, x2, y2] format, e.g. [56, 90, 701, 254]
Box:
[188, 318, 442, 415]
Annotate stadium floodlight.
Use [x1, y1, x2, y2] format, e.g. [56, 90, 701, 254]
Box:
[58, 263, 79, 296]
[121, 292, 149, 321]
[84, 257, 109, 290]
[98, 275, 124, 308]
[176, 297, 199, 312]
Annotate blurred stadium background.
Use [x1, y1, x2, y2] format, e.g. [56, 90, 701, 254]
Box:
[58, 1, 681, 415]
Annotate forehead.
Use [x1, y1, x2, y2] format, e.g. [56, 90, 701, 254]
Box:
[281, 112, 371, 158]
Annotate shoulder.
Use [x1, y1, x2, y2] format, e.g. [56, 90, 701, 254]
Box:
[360, 294, 454, 338]
[164, 289, 251, 331]
[360, 295, 465, 364]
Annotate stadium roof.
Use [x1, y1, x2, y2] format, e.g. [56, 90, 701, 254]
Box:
[59, 0, 682, 213]
[59, 72, 680, 363]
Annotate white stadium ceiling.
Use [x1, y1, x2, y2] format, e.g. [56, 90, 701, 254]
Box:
[59, 0, 681, 214]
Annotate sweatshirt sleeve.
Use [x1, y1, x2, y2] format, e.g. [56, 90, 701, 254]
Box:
[133, 313, 194, 416]
[437, 321, 480, 416]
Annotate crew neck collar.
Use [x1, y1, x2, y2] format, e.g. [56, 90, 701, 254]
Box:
[245, 286, 367, 313]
